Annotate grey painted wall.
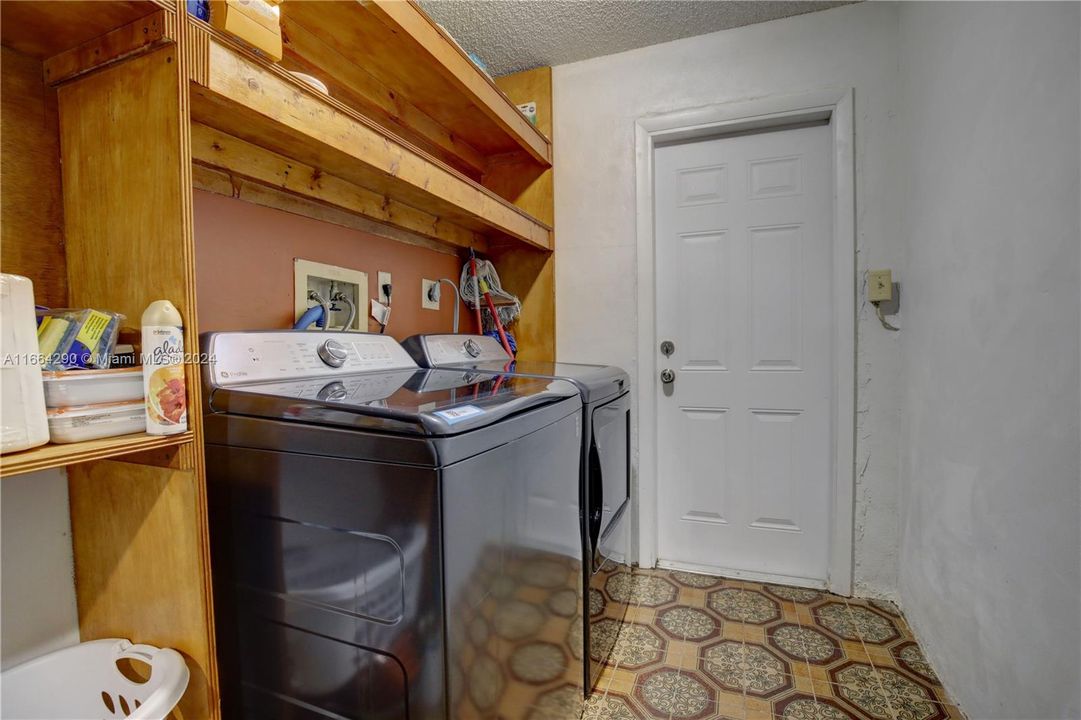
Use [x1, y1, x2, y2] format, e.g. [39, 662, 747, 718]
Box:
[895, 3, 1081, 717]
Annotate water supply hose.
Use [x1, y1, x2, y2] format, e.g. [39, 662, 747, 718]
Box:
[332, 292, 356, 331]
[293, 304, 325, 330]
[308, 290, 331, 331]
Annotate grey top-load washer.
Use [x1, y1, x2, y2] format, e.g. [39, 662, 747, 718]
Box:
[202, 331, 585, 720]
[401, 334, 632, 693]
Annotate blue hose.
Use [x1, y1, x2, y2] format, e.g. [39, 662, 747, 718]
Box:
[293, 304, 327, 330]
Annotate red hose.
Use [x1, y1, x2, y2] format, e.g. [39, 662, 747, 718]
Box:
[482, 284, 514, 358]
[469, 252, 483, 332]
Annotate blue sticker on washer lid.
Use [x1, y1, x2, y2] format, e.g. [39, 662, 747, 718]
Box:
[433, 404, 484, 424]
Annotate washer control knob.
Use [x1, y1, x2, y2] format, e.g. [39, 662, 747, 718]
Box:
[317, 381, 348, 401]
[464, 338, 482, 358]
[318, 339, 348, 368]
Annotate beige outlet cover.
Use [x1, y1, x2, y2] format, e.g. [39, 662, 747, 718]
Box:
[868, 269, 893, 302]
[294, 258, 369, 329]
[421, 279, 440, 310]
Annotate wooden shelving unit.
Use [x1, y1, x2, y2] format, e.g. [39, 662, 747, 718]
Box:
[279, 1, 550, 175]
[2, 2, 219, 718]
[1, 2, 559, 718]
[0, 433, 194, 478]
[188, 22, 552, 251]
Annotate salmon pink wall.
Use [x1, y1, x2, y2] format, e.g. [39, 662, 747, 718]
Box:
[193, 190, 475, 338]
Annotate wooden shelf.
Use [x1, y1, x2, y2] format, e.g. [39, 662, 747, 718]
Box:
[280, 0, 551, 172]
[0, 1, 164, 60]
[188, 27, 552, 251]
[0, 432, 194, 478]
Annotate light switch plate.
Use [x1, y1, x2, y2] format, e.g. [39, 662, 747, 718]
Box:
[378, 272, 392, 304]
[421, 279, 439, 310]
[868, 269, 893, 302]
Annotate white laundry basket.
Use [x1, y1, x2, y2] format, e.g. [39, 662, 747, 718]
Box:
[0, 639, 189, 720]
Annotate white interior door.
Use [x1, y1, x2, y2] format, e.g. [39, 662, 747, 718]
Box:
[654, 123, 834, 587]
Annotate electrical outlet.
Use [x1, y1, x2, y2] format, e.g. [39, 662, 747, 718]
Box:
[868, 269, 893, 303]
[378, 272, 392, 304]
[421, 279, 440, 310]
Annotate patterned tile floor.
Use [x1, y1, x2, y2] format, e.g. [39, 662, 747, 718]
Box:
[582, 568, 965, 720]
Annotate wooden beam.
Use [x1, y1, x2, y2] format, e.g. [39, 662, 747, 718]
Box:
[43, 9, 174, 86]
[193, 165, 466, 257]
[170, 8, 224, 716]
[57, 44, 219, 718]
[190, 123, 487, 252]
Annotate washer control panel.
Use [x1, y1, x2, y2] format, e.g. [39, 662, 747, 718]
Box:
[317, 339, 349, 368]
[419, 334, 511, 367]
[205, 331, 417, 386]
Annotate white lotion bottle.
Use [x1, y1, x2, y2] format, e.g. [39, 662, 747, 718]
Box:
[141, 300, 188, 435]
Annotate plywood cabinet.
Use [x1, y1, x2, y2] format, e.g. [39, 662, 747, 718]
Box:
[2, 3, 216, 715]
[1, 2, 556, 716]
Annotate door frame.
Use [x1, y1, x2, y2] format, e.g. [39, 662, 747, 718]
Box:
[634, 88, 856, 595]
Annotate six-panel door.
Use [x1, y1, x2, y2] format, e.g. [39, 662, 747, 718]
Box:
[654, 123, 835, 586]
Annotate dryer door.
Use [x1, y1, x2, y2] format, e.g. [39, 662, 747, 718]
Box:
[588, 392, 630, 571]
[586, 392, 632, 692]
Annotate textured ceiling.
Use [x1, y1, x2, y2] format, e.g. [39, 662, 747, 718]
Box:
[420, 1, 853, 76]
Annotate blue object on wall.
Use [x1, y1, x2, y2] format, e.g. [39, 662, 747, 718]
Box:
[484, 331, 516, 356]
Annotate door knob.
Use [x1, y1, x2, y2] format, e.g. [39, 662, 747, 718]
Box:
[660, 368, 675, 384]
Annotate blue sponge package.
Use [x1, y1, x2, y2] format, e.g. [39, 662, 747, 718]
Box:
[36, 308, 124, 370]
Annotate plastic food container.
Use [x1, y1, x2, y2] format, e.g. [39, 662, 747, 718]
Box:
[43, 367, 144, 408]
[47, 400, 145, 444]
